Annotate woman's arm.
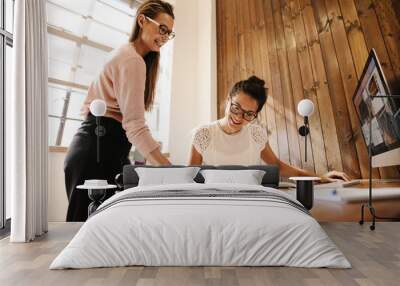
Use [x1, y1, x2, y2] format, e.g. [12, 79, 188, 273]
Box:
[112, 57, 171, 166]
[260, 143, 350, 182]
[188, 126, 209, 165]
[189, 145, 203, 165]
[147, 148, 171, 166]
[261, 144, 313, 177]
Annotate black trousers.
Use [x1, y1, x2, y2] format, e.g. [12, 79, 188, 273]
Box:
[64, 114, 131, 222]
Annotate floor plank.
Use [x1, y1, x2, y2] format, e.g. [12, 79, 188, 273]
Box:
[0, 222, 399, 286]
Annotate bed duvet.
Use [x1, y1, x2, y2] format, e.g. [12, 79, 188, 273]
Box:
[50, 183, 351, 269]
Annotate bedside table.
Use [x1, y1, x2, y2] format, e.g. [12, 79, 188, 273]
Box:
[289, 177, 320, 210]
[76, 184, 117, 216]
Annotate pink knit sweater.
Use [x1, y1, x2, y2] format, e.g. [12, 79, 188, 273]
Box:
[81, 43, 160, 156]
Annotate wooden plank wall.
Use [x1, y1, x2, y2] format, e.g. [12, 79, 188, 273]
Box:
[216, 0, 400, 179]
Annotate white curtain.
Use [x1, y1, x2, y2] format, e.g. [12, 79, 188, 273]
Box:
[10, 0, 48, 242]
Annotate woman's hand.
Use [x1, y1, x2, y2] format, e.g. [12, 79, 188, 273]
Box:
[319, 170, 351, 183]
[147, 148, 171, 166]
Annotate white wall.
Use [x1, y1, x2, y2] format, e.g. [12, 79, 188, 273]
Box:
[168, 0, 217, 164]
[155, 40, 174, 153]
[48, 152, 69, 221]
[196, 0, 217, 126]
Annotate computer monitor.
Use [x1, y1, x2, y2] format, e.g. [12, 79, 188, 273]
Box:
[352, 49, 400, 168]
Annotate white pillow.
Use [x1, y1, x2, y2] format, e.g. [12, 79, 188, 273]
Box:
[200, 169, 266, 185]
[135, 167, 201, 186]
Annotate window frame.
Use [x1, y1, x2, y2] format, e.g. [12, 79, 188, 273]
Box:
[1, 0, 14, 232]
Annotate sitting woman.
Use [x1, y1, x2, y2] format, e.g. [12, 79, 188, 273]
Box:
[189, 76, 350, 182]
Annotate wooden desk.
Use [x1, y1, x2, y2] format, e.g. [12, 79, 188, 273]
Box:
[311, 181, 400, 222]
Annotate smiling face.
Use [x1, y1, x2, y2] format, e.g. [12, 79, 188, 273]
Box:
[224, 91, 259, 132]
[138, 12, 174, 52]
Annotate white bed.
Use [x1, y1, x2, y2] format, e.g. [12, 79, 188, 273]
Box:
[50, 183, 351, 269]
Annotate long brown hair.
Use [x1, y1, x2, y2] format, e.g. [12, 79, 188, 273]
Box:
[129, 0, 174, 111]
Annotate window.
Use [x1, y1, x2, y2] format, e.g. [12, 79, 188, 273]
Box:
[1, 0, 14, 232]
[47, 0, 173, 153]
[47, 0, 135, 147]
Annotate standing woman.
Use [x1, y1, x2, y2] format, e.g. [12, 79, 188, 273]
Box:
[64, 0, 174, 222]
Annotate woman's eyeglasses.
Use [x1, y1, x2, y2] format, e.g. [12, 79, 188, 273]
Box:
[229, 100, 258, 122]
[145, 16, 175, 40]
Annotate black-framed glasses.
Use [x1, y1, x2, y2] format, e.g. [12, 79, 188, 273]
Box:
[145, 16, 175, 40]
[229, 100, 258, 122]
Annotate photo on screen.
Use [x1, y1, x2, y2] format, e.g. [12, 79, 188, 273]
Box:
[353, 50, 400, 156]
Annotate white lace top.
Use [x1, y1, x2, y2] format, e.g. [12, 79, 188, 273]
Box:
[192, 121, 268, 165]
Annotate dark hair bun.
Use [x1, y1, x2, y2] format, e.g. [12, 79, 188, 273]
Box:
[229, 75, 268, 113]
[247, 76, 265, 87]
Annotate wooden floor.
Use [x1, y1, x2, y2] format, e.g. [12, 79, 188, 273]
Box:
[0, 222, 399, 286]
